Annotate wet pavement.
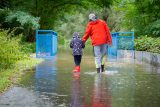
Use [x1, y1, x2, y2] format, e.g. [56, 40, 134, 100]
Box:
[0, 50, 160, 107]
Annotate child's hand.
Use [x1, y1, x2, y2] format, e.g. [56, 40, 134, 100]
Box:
[82, 41, 85, 48]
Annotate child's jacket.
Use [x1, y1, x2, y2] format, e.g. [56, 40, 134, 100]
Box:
[70, 32, 85, 55]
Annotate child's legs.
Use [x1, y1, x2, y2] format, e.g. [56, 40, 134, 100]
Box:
[76, 55, 82, 66]
[74, 55, 82, 66]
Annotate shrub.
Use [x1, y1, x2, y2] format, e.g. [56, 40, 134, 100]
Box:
[0, 9, 9, 28]
[58, 34, 65, 46]
[135, 35, 160, 54]
[144, 19, 160, 37]
[0, 30, 27, 68]
[20, 42, 36, 54]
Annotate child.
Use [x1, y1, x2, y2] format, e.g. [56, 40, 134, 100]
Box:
[70, 32, 85, 72]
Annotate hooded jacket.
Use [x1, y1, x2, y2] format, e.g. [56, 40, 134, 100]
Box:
[82, 19, 112, 46]
[70, 32, 85, 55]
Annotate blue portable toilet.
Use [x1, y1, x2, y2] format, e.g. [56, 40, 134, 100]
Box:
[36, 30, 58, 58]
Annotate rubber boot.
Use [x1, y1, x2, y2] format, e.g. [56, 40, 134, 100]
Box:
[73, 66, 78, 72]
[97, 68, 100, 73]
[77, 66, 80, 72]
[101, 65, 104, 72]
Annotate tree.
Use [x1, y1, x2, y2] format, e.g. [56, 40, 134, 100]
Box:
[0, 0, 11, 8]
[8, 0, 113, 29]
[134, 0, 160, 36]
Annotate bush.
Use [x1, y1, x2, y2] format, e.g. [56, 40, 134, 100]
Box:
[135, 35, 160, 54]
[20, 42, 36, 54]
[58, 34, 65, 46]
[144, 19, 160, 37]
[0, 30, 27, 68]
[0, 9, 10, 29]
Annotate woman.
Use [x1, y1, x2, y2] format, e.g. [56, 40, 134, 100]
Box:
[82, 13, 112, 73]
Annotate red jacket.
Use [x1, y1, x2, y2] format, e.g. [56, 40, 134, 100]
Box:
[82, 19, 112, 46]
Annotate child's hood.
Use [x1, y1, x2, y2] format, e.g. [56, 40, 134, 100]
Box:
[72, 32, 80, 39]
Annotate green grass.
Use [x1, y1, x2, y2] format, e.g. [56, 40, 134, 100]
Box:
[0, 57, 43, 93]
[0, 29, 41, 93]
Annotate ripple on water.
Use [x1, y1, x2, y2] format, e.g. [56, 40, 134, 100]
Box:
[103, 70, 119, 75]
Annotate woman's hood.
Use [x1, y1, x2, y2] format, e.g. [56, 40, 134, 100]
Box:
[89, 19, 100, 25]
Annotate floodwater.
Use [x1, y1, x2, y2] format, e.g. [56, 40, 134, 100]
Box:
[0, 49, 160, 107]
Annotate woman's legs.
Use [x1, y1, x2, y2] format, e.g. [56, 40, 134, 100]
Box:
[94, 44, 107, 73]
[100, 44, 107, 72]
[94, 46, 101, 69]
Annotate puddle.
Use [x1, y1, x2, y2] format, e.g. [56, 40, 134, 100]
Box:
[0, 52, 160, 107]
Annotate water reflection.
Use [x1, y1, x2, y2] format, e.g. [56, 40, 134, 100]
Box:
[91, 74, 112, 107]
[35, 58, 57, 93]
[71, 73, 85, 107]
[34, 57, 58, 106]
[71, 73, 112, 107]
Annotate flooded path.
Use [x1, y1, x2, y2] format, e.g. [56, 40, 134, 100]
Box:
[0, 50, 160, 107]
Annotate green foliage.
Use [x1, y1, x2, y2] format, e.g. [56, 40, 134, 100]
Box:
[0, 58, 43, 93]
[135, 0, 160, 21]
[0, 9, 9, 26]
[58, 35, 65, 46]
[0, 10, 40, 42]
[135, 35, 160, 54]
[9, 0, 82, 29]
[55, 11, 87, 39]
[0, 30, 27, 68]
[134, 0, 160, 36]
[0, 0, 10, 9]
[86, 0, 113, 8]
[20, 42, 36, 54]
[145, 19, 160, 37]
[6, 11, 40, 29]
[111, 0, 138, 32]
[0, 29, 40, 93]
[98, 7, 122, 32]
[8, 0, 113, 29]
[5, 10, 40, 40]
[110, 0, 160, 37]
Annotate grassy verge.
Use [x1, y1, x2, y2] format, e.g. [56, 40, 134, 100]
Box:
[0, 57, 43, 93]
[0, 29, 42, 93]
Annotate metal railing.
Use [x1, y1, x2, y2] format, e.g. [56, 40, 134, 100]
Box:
[108, 32, 134, 61]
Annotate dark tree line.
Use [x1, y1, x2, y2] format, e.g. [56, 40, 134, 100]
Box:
[0, 0, 113, 29]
